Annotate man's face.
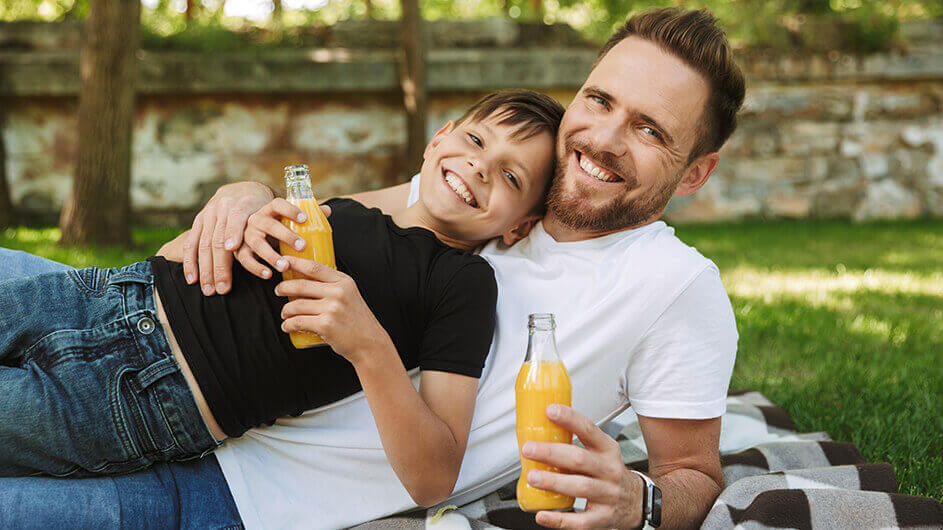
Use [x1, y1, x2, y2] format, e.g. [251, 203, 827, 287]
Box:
[546, 36, 711, 233]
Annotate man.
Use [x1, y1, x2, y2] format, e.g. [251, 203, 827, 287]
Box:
[0, 7, 743, 529]
[183, 7, 744, 529]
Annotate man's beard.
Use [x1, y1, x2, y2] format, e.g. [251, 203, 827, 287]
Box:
[545, 138, 681, 233]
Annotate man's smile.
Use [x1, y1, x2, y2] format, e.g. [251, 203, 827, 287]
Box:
[573, 151, 624, 186]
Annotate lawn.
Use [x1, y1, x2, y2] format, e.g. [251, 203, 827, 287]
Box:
[2, 220, 941, 501]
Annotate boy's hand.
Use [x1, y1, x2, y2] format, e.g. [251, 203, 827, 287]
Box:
[274, 255, 393, 364]
[235, 198, 316, 280]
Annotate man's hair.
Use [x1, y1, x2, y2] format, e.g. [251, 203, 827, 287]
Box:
[455, 90, 565, 214]
[455, 90, 565, 143]
[595, 7, 746, 162]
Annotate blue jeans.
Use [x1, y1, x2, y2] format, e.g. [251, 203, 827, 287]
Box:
[0, 247, 242, 528]
[0, 258, 218, 476]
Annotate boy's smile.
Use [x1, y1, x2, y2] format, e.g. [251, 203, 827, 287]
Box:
[404, 114, 554, 247]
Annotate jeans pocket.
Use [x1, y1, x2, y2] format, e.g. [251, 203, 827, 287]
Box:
[114, 362, 180, 461]
[67, 267, 112, 296]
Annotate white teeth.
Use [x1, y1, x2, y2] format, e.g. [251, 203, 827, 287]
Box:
[445, 172, 477, 206]
[579, 155, 618, 182]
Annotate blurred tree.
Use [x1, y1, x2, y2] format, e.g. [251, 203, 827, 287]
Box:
[59, 0, 140, 246]
[0, 118, 11, 228]
[186, 0, 197, 21]
[400, 0, 428, 177]
[366, 0, 374, 19]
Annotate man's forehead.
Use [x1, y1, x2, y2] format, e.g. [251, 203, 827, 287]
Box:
[584, 36, 709, 140]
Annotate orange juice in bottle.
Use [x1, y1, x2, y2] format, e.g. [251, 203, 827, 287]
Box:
[516, 313, 575, 512]
[279, 164, 336, 349]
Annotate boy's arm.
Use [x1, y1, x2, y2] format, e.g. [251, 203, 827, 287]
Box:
[355, 354, 478, 507]
[276, 255, 478, 507]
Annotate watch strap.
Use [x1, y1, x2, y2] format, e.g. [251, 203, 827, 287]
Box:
[630, 470, 660, 528]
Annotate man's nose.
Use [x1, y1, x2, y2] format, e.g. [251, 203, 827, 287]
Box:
[588, 117, 628, 158]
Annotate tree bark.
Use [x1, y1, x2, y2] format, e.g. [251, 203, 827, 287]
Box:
[0, 114, 12, 228]
[60, 0, 139, 246]
[398, 0, 428, 178]
[365, 0, 374, 20]
[272, 0, 282, 27]
[186, 0, 197, 21]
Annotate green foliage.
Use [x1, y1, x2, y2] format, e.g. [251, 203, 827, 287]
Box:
[2, 219, 942, 500]
[5, 0, 939, 51]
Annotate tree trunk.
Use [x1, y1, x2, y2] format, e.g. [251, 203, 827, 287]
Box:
[365, 0, 373, 20]
[186, 0, 196, 21]
[398, 0, 428, 178]
[530, 0, 541, 20]
[272, 0, 282, 27]
[0, 114, 12, 228]
[60, 0, 139, 246]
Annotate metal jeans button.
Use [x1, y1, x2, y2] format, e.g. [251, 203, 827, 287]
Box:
[137, 316, 156, 335]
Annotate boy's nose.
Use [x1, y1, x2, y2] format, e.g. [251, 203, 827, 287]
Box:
[467, 158, 489, 183]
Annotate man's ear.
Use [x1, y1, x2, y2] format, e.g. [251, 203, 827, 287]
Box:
[674, 152, 719, 197]
[501, 214, 541, 246]
[423, 121, 454, 160]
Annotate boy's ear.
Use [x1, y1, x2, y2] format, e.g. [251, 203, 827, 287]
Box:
[501, 214, 541, 246]
[423, 121, 455, 160]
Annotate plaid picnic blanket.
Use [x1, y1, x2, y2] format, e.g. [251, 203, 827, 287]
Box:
[354, 390, 943, 529]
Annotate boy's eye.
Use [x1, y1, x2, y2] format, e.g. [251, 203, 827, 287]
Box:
[468, 133, 483, 147]
[504, 170, 519, 190]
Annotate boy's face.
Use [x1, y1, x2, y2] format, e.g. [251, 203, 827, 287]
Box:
[417, 114, 554, 244]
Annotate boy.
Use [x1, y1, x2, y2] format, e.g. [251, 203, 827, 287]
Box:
[0, 90, 563, 507]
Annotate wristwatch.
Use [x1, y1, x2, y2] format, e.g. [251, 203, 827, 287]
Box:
[630, 470, 662, 528]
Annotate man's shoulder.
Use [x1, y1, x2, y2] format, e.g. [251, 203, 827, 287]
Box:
[613, 221, 720, 285]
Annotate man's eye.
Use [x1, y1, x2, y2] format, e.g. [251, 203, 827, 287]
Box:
[642, 126, 662, 141]
[468, 133, 483, 147]
[589, 95, 608, 108]
[504, 170, 519, 189]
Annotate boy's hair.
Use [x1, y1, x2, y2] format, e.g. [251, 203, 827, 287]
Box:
[455, 90, 565, 214]
[595, 7, 746, 163]
[455, 89, 565, 143]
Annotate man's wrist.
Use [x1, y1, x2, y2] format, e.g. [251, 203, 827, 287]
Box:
[630, 470, 647, 529]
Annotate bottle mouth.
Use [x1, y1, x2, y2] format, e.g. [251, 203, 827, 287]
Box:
[528, 313, 555, 330]
[284, 164, 311, 183]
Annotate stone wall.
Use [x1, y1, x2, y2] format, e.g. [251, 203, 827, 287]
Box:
[2, 20, 942, 224]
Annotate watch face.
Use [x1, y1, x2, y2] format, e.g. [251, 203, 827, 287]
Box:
[651, 486, 662, 527]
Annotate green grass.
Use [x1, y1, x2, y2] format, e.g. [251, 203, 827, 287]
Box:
[2, 220, 942, 501]
[675, 219, 943, 502]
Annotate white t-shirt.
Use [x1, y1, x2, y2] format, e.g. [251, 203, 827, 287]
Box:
[214, 175, 738, 529]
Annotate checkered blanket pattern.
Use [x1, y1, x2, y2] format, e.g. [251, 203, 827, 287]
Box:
[353, 390, 943, 529]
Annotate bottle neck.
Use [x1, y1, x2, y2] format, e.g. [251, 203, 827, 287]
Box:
[286, 177, 314, 202]
[525, 327, 560, 363]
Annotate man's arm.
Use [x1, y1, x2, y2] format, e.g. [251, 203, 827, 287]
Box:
[344, 181, 412, 215]
[521, 407, 723, 530]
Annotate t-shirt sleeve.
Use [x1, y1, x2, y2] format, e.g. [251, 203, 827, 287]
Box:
[418, 261, 497, 378]
[407, 174, 421, 207]
[622, 266, 738, 419]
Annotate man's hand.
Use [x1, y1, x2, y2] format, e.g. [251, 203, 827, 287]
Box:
[274, 255, 394, 363]
[182, 181, 275, 296]
[522, 404, 643, 529]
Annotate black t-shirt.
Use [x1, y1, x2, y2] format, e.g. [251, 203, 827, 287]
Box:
[149, 198, 497, 438]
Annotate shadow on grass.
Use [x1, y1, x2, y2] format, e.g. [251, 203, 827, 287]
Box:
[731, 288, 943, 500]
